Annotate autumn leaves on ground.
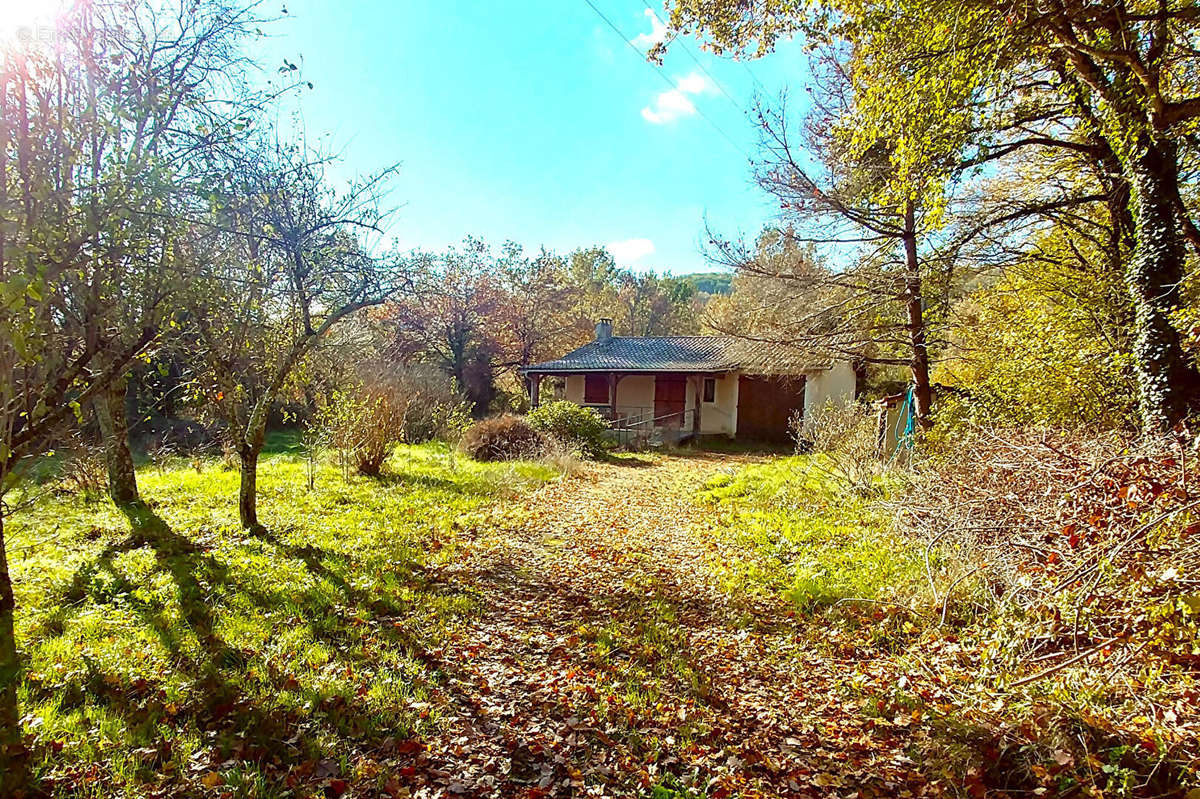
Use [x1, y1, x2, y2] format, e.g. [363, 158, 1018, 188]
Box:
[9, 438, 1199, 797]
[415, 453, 923, 798]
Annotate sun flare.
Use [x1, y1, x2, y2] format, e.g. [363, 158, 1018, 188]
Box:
[0, 0, 66, 38]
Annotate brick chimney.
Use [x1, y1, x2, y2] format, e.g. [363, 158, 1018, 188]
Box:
[595, 317, 613, 341]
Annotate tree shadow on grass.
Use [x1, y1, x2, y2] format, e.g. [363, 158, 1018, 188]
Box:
[243, 524, 440, 615]
[29, 503, 441, 795]
[367, 469, 496, 497]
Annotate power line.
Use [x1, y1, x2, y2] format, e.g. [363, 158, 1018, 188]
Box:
[579, 0, 752, 160]
[636, 0, 753, 118]
[637, 0, 743, 107]
[638, 0, 772, 109]
[737, 56, 771, 97]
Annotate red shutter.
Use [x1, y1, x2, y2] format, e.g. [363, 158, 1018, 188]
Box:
[584, 375, 608, 404]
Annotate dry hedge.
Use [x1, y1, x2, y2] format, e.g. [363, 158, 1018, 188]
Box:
[888, 426, 1200, 792]
[459, 415, 547, 462]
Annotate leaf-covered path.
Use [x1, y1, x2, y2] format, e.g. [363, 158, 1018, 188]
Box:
[403, 454, 929, 798]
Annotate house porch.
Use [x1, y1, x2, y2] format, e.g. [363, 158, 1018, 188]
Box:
[523, 370, 739, 439]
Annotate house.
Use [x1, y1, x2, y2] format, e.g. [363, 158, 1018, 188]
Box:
[520, 319, 857, 442]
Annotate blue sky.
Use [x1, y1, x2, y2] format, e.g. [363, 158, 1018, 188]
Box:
[253, 1, 813, 275]
[0, 2, 818, 273]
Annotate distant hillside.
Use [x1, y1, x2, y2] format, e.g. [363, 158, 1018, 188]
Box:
[679, 272, 733, 295]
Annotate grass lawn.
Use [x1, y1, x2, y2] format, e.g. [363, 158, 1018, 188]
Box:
[7, 441, 559, 797]
[697, 455, 929, 632]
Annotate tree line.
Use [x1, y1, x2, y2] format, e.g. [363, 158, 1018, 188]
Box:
[388, 242, 701, 413]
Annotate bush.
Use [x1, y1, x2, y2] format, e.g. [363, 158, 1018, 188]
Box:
[892, 425, 1200, 791]
[58, 435, 108, 500]
[789, 400, 882, 495]
[527, 400, 610, 458]
[459, 415, 546, 462]
[319, 385, 401, 476]
[935, 262, 1136, 428]
[317, 364, 471, 476]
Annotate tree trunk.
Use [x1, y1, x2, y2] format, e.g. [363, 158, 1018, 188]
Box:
[0, 512, 27, 791]
[902, 203, 933, 428]
[238, 446, 262, 531]
[94, 376, 139, 506]
[1123, 136, 1200, 432]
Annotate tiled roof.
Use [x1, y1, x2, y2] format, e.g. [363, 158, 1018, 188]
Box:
[522, 336, 825, 374]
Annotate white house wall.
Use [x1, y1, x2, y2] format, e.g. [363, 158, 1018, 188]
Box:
[802, 361, 857, 422]
[564, 375, 585, 404]
[700, 373, 737, 436]
[563, 374, 654, 417]
[615, 375, 655, 415]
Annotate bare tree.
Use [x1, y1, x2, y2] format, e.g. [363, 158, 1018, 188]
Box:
[189, 143, 404, 531]
[389, 239, 506, 413]
[704, 50, 956, 427]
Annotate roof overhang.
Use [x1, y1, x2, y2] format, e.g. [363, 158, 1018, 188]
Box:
[520, 366, 738, 376]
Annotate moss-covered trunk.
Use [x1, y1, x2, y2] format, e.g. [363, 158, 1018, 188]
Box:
[1123, 135, 1200, 432]
[903, 203, 933, 428]
[0, 512, 26, 792]
[238, 445, 262, 531]
[94, 376, 139, 506]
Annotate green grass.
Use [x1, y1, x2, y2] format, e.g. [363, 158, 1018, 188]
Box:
[696, 455, 927, 625]
[7, 441, 558, 797]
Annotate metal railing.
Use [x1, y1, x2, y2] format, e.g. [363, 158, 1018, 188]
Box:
[598, 406, 697, 447]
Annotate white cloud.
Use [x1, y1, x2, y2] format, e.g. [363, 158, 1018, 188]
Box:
[606, 238, 656, 264]
[641, 70, 713, 124]
[632, 8, 668, 50]
[675, 72, 709, 94]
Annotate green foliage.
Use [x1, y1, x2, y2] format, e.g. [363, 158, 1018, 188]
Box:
[7, 442, 556, 796]
[937, 260, 1137, 428]
[459, 415, 547, 462]
[697, 457, 925, 621]
[566, 247, 700, 336]
[679, 272, 733, 296]
[527, 401, 610, 458]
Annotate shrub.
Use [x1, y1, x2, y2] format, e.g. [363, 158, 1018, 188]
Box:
[892, 425, 1200, 791]
[459, 415, 546, 462]
[320, 384, 403, 476]
[527, 400, 610, 458]
[317, 363, 472, 476]
[58, 437, 108, 500]
[392, 365, 472, 444]
[789, 400, 882, 495]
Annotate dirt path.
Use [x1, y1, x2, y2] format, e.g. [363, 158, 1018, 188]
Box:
[406, 454, 929, 798]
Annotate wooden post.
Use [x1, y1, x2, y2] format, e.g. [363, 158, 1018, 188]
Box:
[692, 375, 702, 437]
[528, 373, 540, 408]
[608, 372, 619, 421]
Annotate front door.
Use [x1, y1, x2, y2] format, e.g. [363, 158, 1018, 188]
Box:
[654, 375, 687, 428]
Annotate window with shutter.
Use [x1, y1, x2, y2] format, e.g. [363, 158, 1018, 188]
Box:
[584, 375, 609, 404]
